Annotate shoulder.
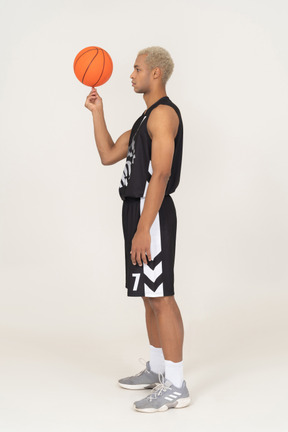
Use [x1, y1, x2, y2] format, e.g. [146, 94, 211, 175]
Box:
[149, 104, 179, 122]
[147, 104, 179, 139]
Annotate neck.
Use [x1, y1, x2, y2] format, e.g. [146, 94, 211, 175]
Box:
[143, 89, 167, 112]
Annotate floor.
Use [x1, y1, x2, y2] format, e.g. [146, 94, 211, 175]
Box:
[0, 323, 287, 432]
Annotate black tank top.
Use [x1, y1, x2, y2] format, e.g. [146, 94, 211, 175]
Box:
[119, 96, 183, 200]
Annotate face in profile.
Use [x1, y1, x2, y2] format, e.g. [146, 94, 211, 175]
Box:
[130, 54, 155, 94]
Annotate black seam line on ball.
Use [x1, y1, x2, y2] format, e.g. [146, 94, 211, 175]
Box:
[82, 48, 99, 83]
[74, 47, 98, 69]
[93, 49, 106, 87]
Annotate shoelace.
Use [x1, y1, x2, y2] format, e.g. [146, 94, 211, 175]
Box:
[134, 357, 149, 376]
[147, 373, 171, 401]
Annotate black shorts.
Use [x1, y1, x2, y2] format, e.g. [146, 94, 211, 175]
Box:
[122, 195, 177, 297]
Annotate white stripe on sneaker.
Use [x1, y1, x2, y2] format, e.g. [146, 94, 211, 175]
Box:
[164, 397, 173, 401]
[174, 392, 181, 395]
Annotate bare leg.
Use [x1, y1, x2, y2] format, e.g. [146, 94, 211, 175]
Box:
[147, 296, 184, 362]
[142, 297, 162, 348]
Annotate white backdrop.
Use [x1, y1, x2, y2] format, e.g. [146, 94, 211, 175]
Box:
[0, 0, 287, 431]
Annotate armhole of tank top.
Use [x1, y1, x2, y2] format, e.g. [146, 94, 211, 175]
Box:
[175, 111, 181, 139]
[145, 102, 181, 139]
[132, 114, 146, 136]
[162, 103, 181, 138]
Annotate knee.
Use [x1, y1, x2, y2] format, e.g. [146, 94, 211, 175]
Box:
[142, 297, 154, 314]
[148, 296, 174, 314]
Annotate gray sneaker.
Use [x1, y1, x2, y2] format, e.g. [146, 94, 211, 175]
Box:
[118, 359, 162, 390]
[133, 374, 191, 412]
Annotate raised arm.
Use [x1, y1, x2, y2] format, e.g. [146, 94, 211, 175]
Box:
[85, 87, 131, 165]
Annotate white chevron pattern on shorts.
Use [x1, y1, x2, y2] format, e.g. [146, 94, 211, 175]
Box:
[143, 261, 162, 283]
[144, 283, 164, 297]
[140, 167, 164, 298]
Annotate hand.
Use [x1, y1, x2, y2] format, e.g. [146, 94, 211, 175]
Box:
[84, 87, 103, 112]
[130, 228, 152, 266]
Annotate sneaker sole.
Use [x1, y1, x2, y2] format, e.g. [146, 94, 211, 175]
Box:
[118, 382, 158, 390]
[133, 397, 191, 412]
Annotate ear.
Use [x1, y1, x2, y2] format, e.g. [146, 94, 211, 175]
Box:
[153, 67, 162, 80]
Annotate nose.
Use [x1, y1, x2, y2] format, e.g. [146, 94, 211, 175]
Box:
[130, 72, 135, 80]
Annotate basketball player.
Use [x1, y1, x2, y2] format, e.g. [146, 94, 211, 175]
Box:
[85, 46, 190, 412]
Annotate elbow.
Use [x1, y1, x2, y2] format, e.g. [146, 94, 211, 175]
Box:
[163, 173, 171, 184]
[154, 170, 171, 183]
[100, 156, 112, 166]
[162, 172, 171, 183]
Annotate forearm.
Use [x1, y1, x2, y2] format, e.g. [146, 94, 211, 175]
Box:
[137, 173, 169, 232]
[91, 108, 114, 164]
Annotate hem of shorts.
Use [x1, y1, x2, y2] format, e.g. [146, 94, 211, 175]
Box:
[126, 291, 175, 297]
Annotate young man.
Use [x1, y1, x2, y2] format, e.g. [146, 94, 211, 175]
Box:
[85, 46, 190, 412]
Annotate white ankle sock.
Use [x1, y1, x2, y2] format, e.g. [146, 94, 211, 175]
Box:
[164, 359, 184, 388]
[149, 345, 165, 374]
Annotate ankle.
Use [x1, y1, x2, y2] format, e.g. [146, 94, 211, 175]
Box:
[149, 345, 165, 374]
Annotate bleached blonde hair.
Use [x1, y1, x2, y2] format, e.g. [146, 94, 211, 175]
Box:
[137, 46, 174, 86]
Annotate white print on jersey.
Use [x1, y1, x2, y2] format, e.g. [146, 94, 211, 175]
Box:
[119, 115, 146, 189]
[119, 135, 136, 187]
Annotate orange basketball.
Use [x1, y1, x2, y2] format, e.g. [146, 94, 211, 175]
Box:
[73, 46, 113, 87]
